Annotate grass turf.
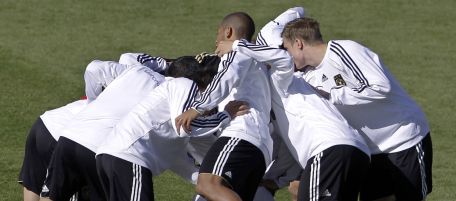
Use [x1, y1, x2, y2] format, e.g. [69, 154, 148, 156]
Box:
[0, 0, 455, 200]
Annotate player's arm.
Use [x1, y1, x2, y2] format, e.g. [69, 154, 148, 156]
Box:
[176, 52, 251, 133]
[328, 44, 391, 105]
[217, 39, 295, 96]
[118, 53, 168, 74]
[84, 60, 127, 102]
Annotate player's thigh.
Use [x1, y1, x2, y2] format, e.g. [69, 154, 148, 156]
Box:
[95, 154, 154, 201]
[299, 145, 369, 201]
[360, 134, 432, 201]
[199, 137, 266, 201]
[388, 134, 432, 200]
[41, 137, 83, 200]
[19, 118, 57, 194]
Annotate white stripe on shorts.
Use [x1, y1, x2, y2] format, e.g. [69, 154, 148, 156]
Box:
[212, 137, 241, 176]
[130, 164, 142, 201]
[415, 141, 427, 199]
[309, 152, 323, 201]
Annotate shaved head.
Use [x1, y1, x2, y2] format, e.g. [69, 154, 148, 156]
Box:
[220, 12, 255, 41]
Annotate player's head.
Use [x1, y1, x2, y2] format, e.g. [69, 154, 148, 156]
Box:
[281, 17, 323, 46]
[281, 17, 324, 69]
[166, 56, 200, 79]
[216, 12, 255, 47]
[195, 53, 220, 89]
[165, 54, 220, 89]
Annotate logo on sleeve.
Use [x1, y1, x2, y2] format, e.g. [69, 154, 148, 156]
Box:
[334, 74, 346, 86]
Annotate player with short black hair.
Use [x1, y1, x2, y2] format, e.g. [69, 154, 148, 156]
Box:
[176, 12, 273, 201]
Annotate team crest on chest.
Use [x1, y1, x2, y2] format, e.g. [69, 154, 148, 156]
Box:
[334, 74, 346, 86]
[322, 74, 328, 82]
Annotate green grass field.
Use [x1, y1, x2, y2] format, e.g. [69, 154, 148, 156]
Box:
[1, 0, 455, 200]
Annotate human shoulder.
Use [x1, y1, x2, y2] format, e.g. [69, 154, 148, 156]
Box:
[329, 40, 371, 54]
[165, 77, 195, 90]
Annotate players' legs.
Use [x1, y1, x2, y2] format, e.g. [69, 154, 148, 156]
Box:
[196, 137, 266, 201]
[40, 137, 105, 201]
[288, 180, 300, 201]
[298, 145, 369, 201]
[96, 154, 154, 201]
[40, 137, 83, 201]
[360, 133, 433, 201]
[18, 118, 57, 201]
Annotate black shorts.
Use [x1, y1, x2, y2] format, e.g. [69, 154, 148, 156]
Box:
[199, 137, 266, 201]
[40, 137, 105, 201]
[298, 145, 370, 201]
[18, 117, 57, 195]
[96, 154, 154, 201]
[360, 133, 433, 201]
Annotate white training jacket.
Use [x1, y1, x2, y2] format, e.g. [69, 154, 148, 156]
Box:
[232, 39, 370, 168]
[61, 62, 165, 153]
[189, 50, 273, 165]
[40, 99, 88, 140]
[96, 77, 231, 181]
[301, 40, 430, 154]
[84, 53, 167, 102]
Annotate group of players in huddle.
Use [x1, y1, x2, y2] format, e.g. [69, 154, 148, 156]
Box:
[18, 6, 432, 201]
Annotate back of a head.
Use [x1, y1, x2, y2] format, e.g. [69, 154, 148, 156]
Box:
[197, 54, 220, 89]
[165, 54, 220, 89]
[221, 12, 255, 41]
[165, 56, 200, 79]
[281, 17, 323, 45]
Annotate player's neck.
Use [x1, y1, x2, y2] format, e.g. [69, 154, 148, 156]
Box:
[306, 43, 327, 67]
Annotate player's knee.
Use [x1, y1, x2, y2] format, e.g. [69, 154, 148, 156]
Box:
[195, 174, 224, 196]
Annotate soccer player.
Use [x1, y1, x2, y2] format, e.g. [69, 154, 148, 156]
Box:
[18, 99, 87, 201]
[176, 12, 272, 201]
[40, 59, 166, 201]
[215, 10, 371, 201]
[96, 54, 249, 201]
[281, 17, 432, 201]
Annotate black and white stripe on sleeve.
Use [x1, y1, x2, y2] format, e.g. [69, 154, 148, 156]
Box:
[330, 41, 370, 93]
[190, 51, 237, 110]
[136, 53, 156, 64]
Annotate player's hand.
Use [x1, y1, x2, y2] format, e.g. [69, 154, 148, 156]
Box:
[215, 40, 234, 57]
[175, 108, 201, 134]
[224, 100, 250, 119]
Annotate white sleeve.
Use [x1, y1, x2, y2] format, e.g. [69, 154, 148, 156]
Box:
[190, 51, 252, 113]
[84, 60, 127, 102]
[329, 44, 391, 105]
[169, 80, 232, 136]
[119, 53, 168, 74]
[233, 39, 295, 96]
[188, 111, 231, 137]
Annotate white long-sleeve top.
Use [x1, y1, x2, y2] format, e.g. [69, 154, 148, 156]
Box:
[118, 52, 168, 73]
[301, 40, 429, 154]
[84, 54, 167, 102]
[61, 62, 165, 152]
[232, 40, 370, 168]
[189, 50, 273, 165]
[40, 99, 88, 140]
[96, 77, 230, 179]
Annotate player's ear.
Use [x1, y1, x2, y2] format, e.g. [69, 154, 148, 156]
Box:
[296, 38, 304, 50]
[225, 27, 233, 40]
